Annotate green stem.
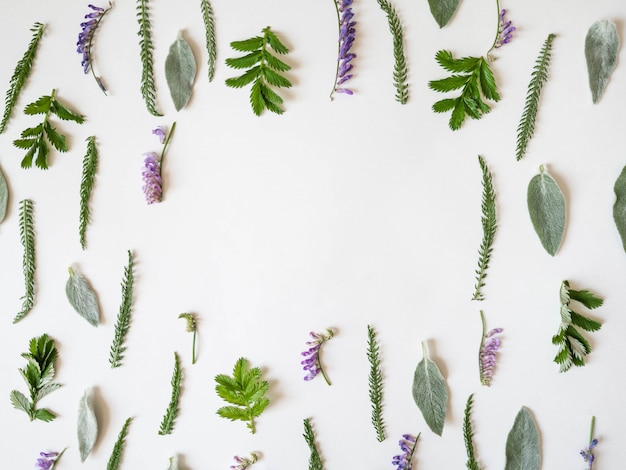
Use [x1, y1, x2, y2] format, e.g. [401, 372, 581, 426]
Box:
[191, 329, 197, 365]
[160, 121, 176, 163]
[87, 2, 113, 95]
[589, 416, 595, 442]
[318, 350, 332, 386]
[486, 0, 502, 58]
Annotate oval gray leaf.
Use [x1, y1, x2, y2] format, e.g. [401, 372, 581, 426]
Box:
[77, 388, 98, 462]
[66, 266, 100, 326]
[412, 346, 448, 436]
[613, 165, 626, 252]
[505, 407, 540, 470]
[0, 164, 8, 223]
[428, 0, 462, 28]
[527, 166, 566, 256]
[165, 32, 197, 111]
[585, 20, 619, 103]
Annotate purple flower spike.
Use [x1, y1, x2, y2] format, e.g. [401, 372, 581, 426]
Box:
[301, 328, 334, 385]
[479, 311, 502, 386]
[392, 433, 419, 470]
[230, 453, 258, 470]
[331, 0, 357, 99]
[495, 9, 516, 48]
[142, 152, 162, 204]
[581, 418, 598, 469]
[152, 126, 167, 144]
[35, 450, 64, 470]
[77, 3, 112, 94]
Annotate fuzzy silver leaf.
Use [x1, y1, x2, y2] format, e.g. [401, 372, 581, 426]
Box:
[428, 0, 462, 28]
[66, 266, 100, 326]
[0, 164, 8, 223]
[505, 407, 541, 470]
[527, 166, 566, 256]
[165, 32, 197, 111]
[585, 20, 619, 104]
[613, 165, 626, 252]
[77, 388, 98, 462]
[411, 343, 448, 436]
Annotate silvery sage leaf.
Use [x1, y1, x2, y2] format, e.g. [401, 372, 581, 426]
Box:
[77, 388, 98, 462]
[0, 164, 8, 223]
[527, 165, 565, 256]
[428, 0, 462, 28]
[412, 342, 448, 436]
[585, 20, 619, 104]
[165, 32, 197, 111]
[505, 407, 540, 470]
[66, 266, 100, 326]
[613, 165, 626, 252]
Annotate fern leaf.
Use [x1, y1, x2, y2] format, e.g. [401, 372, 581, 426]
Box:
[14, 199, 36, 323]
[200, 0, 217, 81]
[158, 352, 183, 435]
[79, 136, 98, 250]
[0, 22, 45, 134]
[434, 50, 480, 73]
[136, 0, 161, 116]
[472, 156, 497, 301]
[106, 417, 132, 470]
[463, 394, 482, 470]
[303, 418, 324, 470]
[366, 325, 386, 442]
[515, 34, 556, 161]
[109, 251, 135, 368]
[375, 0, 409, 103]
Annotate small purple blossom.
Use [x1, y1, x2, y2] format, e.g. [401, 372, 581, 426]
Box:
[580, 439, 598, 468]
[495, 9, 516, 48]
[76, 3, 111, 93]
[230, 453, 258, 470]
[479, 311, 502, 386]
[301, 328, 334, 385]
[331, 0, 356, 98]
[152, 126, 167, 144]
[142, 152, 162, 204]
[35, 450, 65, 470]
[392, 433, 419, 470]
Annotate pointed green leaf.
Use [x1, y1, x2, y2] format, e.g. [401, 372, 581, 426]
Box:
[10, 390, 31, 413]
[568, 289, 603, 310]
[24, 95, 52, 115]
[527, 166, 566, 256]
[34, 408, 56, 422]
[613, 164, 626, 252]
[585, 20, 618, 103]
[43, 122, 68, 152]
[13, 137, 37, 149]
[428, 0, 462, 28]
[0, 164, 8, 223]
[225, 66, 261, 89]
[230, 37, 264, 52]
[66, 267, 100, 326]
[429, 75, 469, 92]
[261, 67, 292, 88]
[264, 52, 291, 72]
[51, 100, 84, 123]
[432, 98, 457, 113]
[165, 32, 197, 111]
[78, 388, 98, 462]
[225, 51, 262, 70]
[412, 343, 448, 436]
[264, 27, 289, 54]
[505, 407, 541, 470]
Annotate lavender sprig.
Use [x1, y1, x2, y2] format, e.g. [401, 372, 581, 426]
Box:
[36, 449, 66, 470]
[391, 433, 420, 470]
[478, 310, 502, 386]
[301, 328, 334, 385]
[330, 0, 356, 99]
[487, 3, 515, 60]
[77, 3, 112, 94]
[580, 416, 598, 469]
[230, 453, 258, 470]
[141, 122, 176, 204]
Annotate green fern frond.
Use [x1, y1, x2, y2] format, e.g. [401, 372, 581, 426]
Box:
[472, 156, 497, 301]
[158, 352, 183, 435]
[106, 417, 132, 470]
[136, 0, 161, 116]
[463, 394, 481, 470]
[516, 34, 556, 161]
[109, 251, 135, 368]
[14, 199, 36, 323]
[366, 325, 386, 442]
[225, 26, 292, 116]
[79, 136, 98, 250]
[200, 0, 217, 81]
[375, 0, 409, 104]
[0, 22, 45, 134]
[303, 418, 324, 470]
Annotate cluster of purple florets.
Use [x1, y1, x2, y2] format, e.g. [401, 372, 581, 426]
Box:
[76, 4, 106, 74]
[495, 9, 516, 48]
[479, 327, 503, 386]
[392, 434, 418, 470]
[333, 0, 356, 96]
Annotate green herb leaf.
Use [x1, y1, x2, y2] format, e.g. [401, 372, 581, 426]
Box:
[14, 199, 36, 323]
[613, 165, 626, 252]
[109, 251, 135, 368]
[200, 0, 217, 81]
[77, 388, 98, 462]
[375, 0, 409, 103]
[585, 20, 619, 104]
[367, 325, 386, 442]
[165, 32, 197, 111]
[527, 165, 565, 256]
[167, 456, 179, 470]
[303, 418, 324, 470]
[0, 164, 8, 223]
[79, 136, 98, 249]
[158, 352, 183, 435]
[505, 407, 541, 470]
[412, 342, 448, 436]
[463, 394, 481, 470]
[107, 417, 132, 470]
[136, 0, 162, 116]
[428, 0, 462, 28]
[66, 266, 100, 326]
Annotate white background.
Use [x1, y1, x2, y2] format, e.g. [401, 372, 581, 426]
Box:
[0, 0, 625, 468]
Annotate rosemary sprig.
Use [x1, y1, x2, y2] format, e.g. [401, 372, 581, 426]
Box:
[463, 394, 481, 470]
[136, 0, 161, 116]
[106, 417, 132, 470]
[367, 325, 386, 442]
[515, 34, 556, 161]
[375, 0, 408, 104]
[109, 250, 135, 368]
[303, 418, 324, 470]
[472, 155, 497, 301]
[0, 22, 45, 134]
[158, 352, 183, 435]
[200, 0, 217, 81]
[15, 199, 36, 323]
[79, 136, 98, 250]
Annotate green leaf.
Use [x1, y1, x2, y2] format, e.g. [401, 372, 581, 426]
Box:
[34, 408, 56, 422]
[428, 0, 462, 28]
[613, 164, 626, 252]
[412, 342, 448, 436]
[21, 124, 43, 137]
[303, 418, 324, 470]
[137, 0, 162, 116]
[585, 20, 618, 103]
[109, 251, 135, 368]
[261, 67, 292, 88]
[13, 137, 37, 149]
[478, 60, 500, 102]
[107, 417, 132, 470]
[568, 289, 604, 310]
[10, 390, 31, 414]
[79, 136, 98, 250]
[14, 199, 36, 323]
[24, 95, 52, 115]
[165, 32, 197, 111]
[505, 407, 540, 470]
[225, 66, 261, 89]
[51, 100, 85, 123]
[158, 352, 183, 435]
[434, 50, 479, 73]
[264, 52, 291, 72]
[77, 388, 98, 462]
[200, 0, 217, 81]
[432, 99, 456, 113]
[367, 325, 386, 442]
[264, 27, 289, 54]
[527, 166, 566, 256]
[226, 51, 262, 70]
[0, 164, 8, 223]
[230, 37, 264, 52]
[463, 394, 481, 470]
[66, 266, 100, 326]
[35, 383, 62, 401]
[429, 75, 469, 92]
[43, 122, 68, 152]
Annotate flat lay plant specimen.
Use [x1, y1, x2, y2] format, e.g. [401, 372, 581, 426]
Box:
[179, 313, 198, 364]
[463, 394, 481, 470]
[303, 418, 324, 470]
[77, 3, 113, 94]
[109, 250, 135, 368]
[580, 416, 598, 469]
[585, 20, 619, 104]
[427, 0, 462, 28]
[330, 0, 356, 98]
[225, 26, 292, 115]
[391, 433, 420, 470]
[504, 407, 540, 470]
[527, 165, 566, 256]
[375, 0, 408, 103]
[13, 90, 84, 169]
[158, 352, 183, 435]
[136, 0, 161, 116]
[230, 453, 258, 470]
[412, 341, 448, 436]
[215, 357, 270, 434]
[301, 328, 334, 384]
[553, 280, 603, 373]
[106, 417, 132, 470]
[10, 334, 61, 422]
[34, 449, 66, 470]
[200, 0, 217, 81]
[478, 311, 502, 386]
[79, 136, 99, 249]
[366, 325, 386, 441]
[66, 265, 100, 326]
[165, 32, 197, 111]
[77, 388, 98, 462]
[142, 123, 176, 204]
[613, 164, 626, 251]
[15, 198, 36, 323]
[0, 164, 8, 223]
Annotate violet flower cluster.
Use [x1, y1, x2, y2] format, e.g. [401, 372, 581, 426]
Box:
[77, 3, 111, 93]
[230, 453, 258, 470]
[142, 124, 176, 205]
[479, 315, 502, 386]
[331, 0, 356, 98]
[580, 438, 598, 469]
[391, 434, 418, 470]
[301, 328, 334, 385]
[495, 9, 516, 48]
[35, 451, 62, 470]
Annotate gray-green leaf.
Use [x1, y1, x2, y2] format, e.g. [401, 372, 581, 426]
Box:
[412, 342, 448, 436]
[428, 0, 462, 28]
[613, 165, 626, 251]
[505, 407, 541, 470]
[66, 266, 100, 326]
[527, 165, 565, 256]
[167, 456, 179, 470]
[0, 164, 8, 223]
[77, 388, 98, 462]
[165, 32, 197, 111]
[585, 20, 619, 104]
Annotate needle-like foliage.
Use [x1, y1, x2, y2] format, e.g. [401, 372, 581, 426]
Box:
[367, 325, 386, 442]
[0, 22, 45, 134]
[106, 417, 132, 470]
[303, 418, 324, 470]
[225, 27, 292, 116]
[200, 0, 217, 81]
[158, 352, 183, 435]
[136, 0, 161, 116]
[15, 199, 36, 323]
[463, 394, 481, 470]
[109, 250, 135, 368]
[516, 34, 556, 161]
[79, 136, 98, 250]
[472, 156, 497, 301]
[375, 0, 408, 104]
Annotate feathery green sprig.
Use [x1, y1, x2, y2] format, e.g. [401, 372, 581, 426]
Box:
[225, 26, 292, 116]
[375, 0, 408, 104]
[136, 0, 161, 116]
[515, 34, 556, 161]
[0, 22, 45, 134]
[15, 199, 36, 323]
[200, 0, 217, 81]
[463, 394, 481, 470]
[553, 280, 603, 373]
[79, 136, 98, 250]
[303, 418, 324, 470]
[472, 155, 497, 301]
[109, 250, 135, 368]
[367, 325, 386, 442]
[10, 334, 61, 422]
[178, 313, 197, 364]
[106, 417, 132, 470]
[158, 352, 183, 435]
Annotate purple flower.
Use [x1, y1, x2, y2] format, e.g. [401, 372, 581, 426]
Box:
[142, 152, 162, 204]
[152, 126, 167, 144]
[36, 451, 64, 470]
[230, 453, 258, 470]
[479, 311, 502, 386]
[392, 434, 419, 470]
[301, 328, 334, 385]
[495, 9, 516, 48]
[331, 0, 356, 98]
[580, 438, 598, 468]
[77, 3, 111, 93]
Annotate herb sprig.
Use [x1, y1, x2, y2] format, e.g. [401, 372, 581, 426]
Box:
[158, 352, 183, 435]
[109, 250, 135, 368]
[303, 418, 324, 470]
[463, 394, 481, 470]
[15, 199, 36, 323]
[200, 0, 217, 81]
[136, 0, 161, 116]
[79, 136, 98, 249]
[375, 0, 408, 103]
[179, 313, 197, 364]
[367, 325, 386, 442]
[106, 417, 132, 470]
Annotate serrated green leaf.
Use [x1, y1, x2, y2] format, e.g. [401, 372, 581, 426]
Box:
[250, 79, 264, 116]
[263, 52, 291, 72]
[259, 83, 284, 106]
[107, 417, 132, 470]
[505, 407, 540, 470]
[226, 51, 262, 70]
[77, 388, 98, 462]
[568, 289, 604, 310]
[35, 383, 62, 401]
[585, 20, 618, 104]
[217, 405, 250, 421]
[44, 122, 68, 152]
[21, 124, 43, 137]
[527, 166, 566, 256]
[264, 27, 289, 54]
[24, 95, 51, 115]
[66, 267, 100, 326]
[13, 137, 36, 149]
[412, 343, 447, 436]
[261, 67, 292, 88]
[230, 37, 264, 52]
[35, 137, 49, 170]
[434, 50, 478, 72]
[225, 66, 261, 88]
[34, 408, 56, 422]
[428, 0, 462, 28]
[165, 32, 197, 111]
[432, 98, 456, 113]
[478, 60, 500, 101]
[10, 390, 31, 413]
[0, 164, 8, 223]
[51, 100, 84, 123]
[429, 75, 469, 92]
[613, 164, 626, 252]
